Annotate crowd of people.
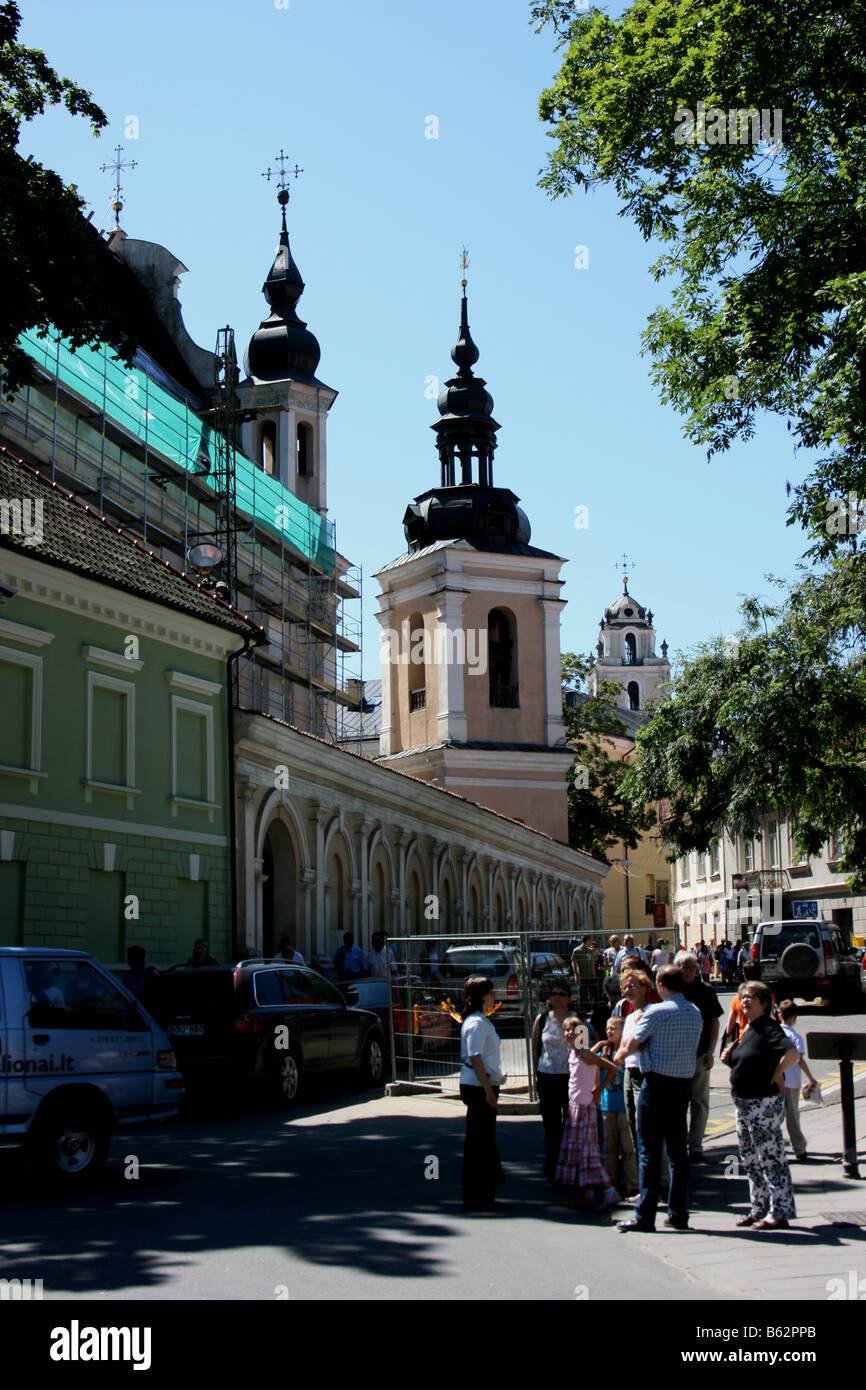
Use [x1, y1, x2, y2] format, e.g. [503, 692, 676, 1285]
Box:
[569, 932, 754, 1008]
[459, 951, 816, 1232]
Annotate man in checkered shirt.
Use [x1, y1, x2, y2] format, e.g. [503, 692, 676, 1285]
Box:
[616, 965, 702, 1233]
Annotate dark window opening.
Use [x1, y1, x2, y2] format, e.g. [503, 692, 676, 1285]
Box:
[627, 680, 640, 710]
[489, 607, 519, 708]
[297, 422, 313, 477]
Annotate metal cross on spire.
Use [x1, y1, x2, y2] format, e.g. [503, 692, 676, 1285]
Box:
[459, 246, 470, 295]
[98, 145, 137, 227]
[615, 552, 636, 588]
[262, 149, 304, 208]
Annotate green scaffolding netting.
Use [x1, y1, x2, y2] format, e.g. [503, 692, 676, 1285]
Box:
[19, 328, 335, 573]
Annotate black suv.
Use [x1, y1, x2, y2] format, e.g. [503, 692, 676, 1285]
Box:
[145, 962, 385, 1103]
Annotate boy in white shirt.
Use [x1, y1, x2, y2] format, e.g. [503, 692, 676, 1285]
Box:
[778, 999, 819, 1162]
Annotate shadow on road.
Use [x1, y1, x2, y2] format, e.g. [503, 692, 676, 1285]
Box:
[0, 1082, 558, 1294]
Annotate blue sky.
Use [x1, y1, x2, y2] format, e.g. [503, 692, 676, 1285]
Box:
[18, 0, 809, 680]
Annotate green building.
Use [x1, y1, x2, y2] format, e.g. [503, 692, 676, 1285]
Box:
[0, 448, 263, 967]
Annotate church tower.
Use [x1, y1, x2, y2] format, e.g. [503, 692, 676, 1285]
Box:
[588, 571, 670, 712]
[374, 267, 573, 842]
[237, 164, 335, 515]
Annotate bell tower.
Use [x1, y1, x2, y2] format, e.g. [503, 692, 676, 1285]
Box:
[237, 154, 335, 516]
[588, 560, 671, 712]
[375, 260, 573, 842]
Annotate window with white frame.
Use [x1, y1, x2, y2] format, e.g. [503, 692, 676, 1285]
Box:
[767, 819, 779, 868]
[170, 696, 216, 818]
[0, 645, 44, 791]
[697, 851, 707, 880]
[743, 836, 754, 872]
[680, 854, 690, 885]
[710, 841, 721, 877]
[85, 671, 137, 805]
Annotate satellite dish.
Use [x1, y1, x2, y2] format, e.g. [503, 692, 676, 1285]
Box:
[188, 541, 224, 571]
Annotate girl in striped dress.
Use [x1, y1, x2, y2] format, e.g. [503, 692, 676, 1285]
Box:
[555, 1016, 621, 1211]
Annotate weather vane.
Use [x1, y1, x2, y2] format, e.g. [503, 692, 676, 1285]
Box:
[615, 552, 636, 588]
[98, 144, 137, 227]
[262, 149, 303, 208]
[460, 246, 469, 294]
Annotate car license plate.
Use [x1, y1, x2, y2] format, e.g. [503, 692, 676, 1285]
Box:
[170, 1023, 205, 1036]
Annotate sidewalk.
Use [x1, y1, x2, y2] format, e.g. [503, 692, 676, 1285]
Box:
[622, 1075, 866, 1300]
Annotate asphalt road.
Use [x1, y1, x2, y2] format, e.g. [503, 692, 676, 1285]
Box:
[0, 1081, 729, 1303]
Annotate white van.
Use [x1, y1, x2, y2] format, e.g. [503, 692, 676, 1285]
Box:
[0, 947, 184, 1183]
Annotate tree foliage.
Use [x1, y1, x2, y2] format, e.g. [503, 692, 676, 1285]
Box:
[0, 1, 137, 390]
[536, 1, 866, 882]
[532, 0, 866, 554]
[620, 560, 866, 885]
[562, 652, 654, 863]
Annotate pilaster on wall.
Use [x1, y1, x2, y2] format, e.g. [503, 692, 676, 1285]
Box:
[375, 602, 395, 756]
[434, 586, 468, 744]
[308, 800, 327, 951]
[540, 595, 567, 747]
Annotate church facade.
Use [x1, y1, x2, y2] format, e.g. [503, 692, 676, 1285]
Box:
[234, 231, 606, 957]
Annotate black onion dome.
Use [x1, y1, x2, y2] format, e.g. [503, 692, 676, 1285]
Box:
[403, 484, 531, 551]
[436, 295, 495, 422]
[451, 299, 480, 369]
[432, 289, 499, 489]
[244, 209, 321, 382]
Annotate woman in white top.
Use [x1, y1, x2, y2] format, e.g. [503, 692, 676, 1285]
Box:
[460, 975, 504, 1211]
[531, 980, 574, 1187]
[650, 941, 670, 975]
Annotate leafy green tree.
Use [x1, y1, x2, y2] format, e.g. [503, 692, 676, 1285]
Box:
[562, 651, 654, 863]
[535, 1, 866, 881]
[532, 0, 866, 552]
[621, 559, 866, 886]
[0, 1, 137, 390]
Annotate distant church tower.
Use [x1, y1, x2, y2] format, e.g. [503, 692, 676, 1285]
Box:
[374, 268, 572, 842]
[237, 171, 334, 515]
[588, 573, 670, 712]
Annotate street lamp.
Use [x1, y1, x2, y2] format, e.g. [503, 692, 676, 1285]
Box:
[611, 856, 632, 936]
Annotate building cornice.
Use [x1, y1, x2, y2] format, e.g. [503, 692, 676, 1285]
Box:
[0, 551, 246, 660]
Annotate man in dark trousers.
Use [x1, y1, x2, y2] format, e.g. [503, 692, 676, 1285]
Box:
[674, 950, 724, 1162]
[616, 965, 702, 1232]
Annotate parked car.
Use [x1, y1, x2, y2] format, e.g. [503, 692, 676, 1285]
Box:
[348, 976, 455, 1057]
[750, 919, 863, 1012]
[145, 962, 385, 1103]
[437, 944, 527, 1027]
[0, 947, 183, 1184]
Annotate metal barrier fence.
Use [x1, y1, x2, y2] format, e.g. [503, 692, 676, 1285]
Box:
[385, 933, 612, 1100]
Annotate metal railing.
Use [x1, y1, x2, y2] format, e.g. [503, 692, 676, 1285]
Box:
[385, 933, 609, 1100]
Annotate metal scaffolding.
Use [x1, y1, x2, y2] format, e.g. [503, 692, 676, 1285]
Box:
[2, 327, 362, 736]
